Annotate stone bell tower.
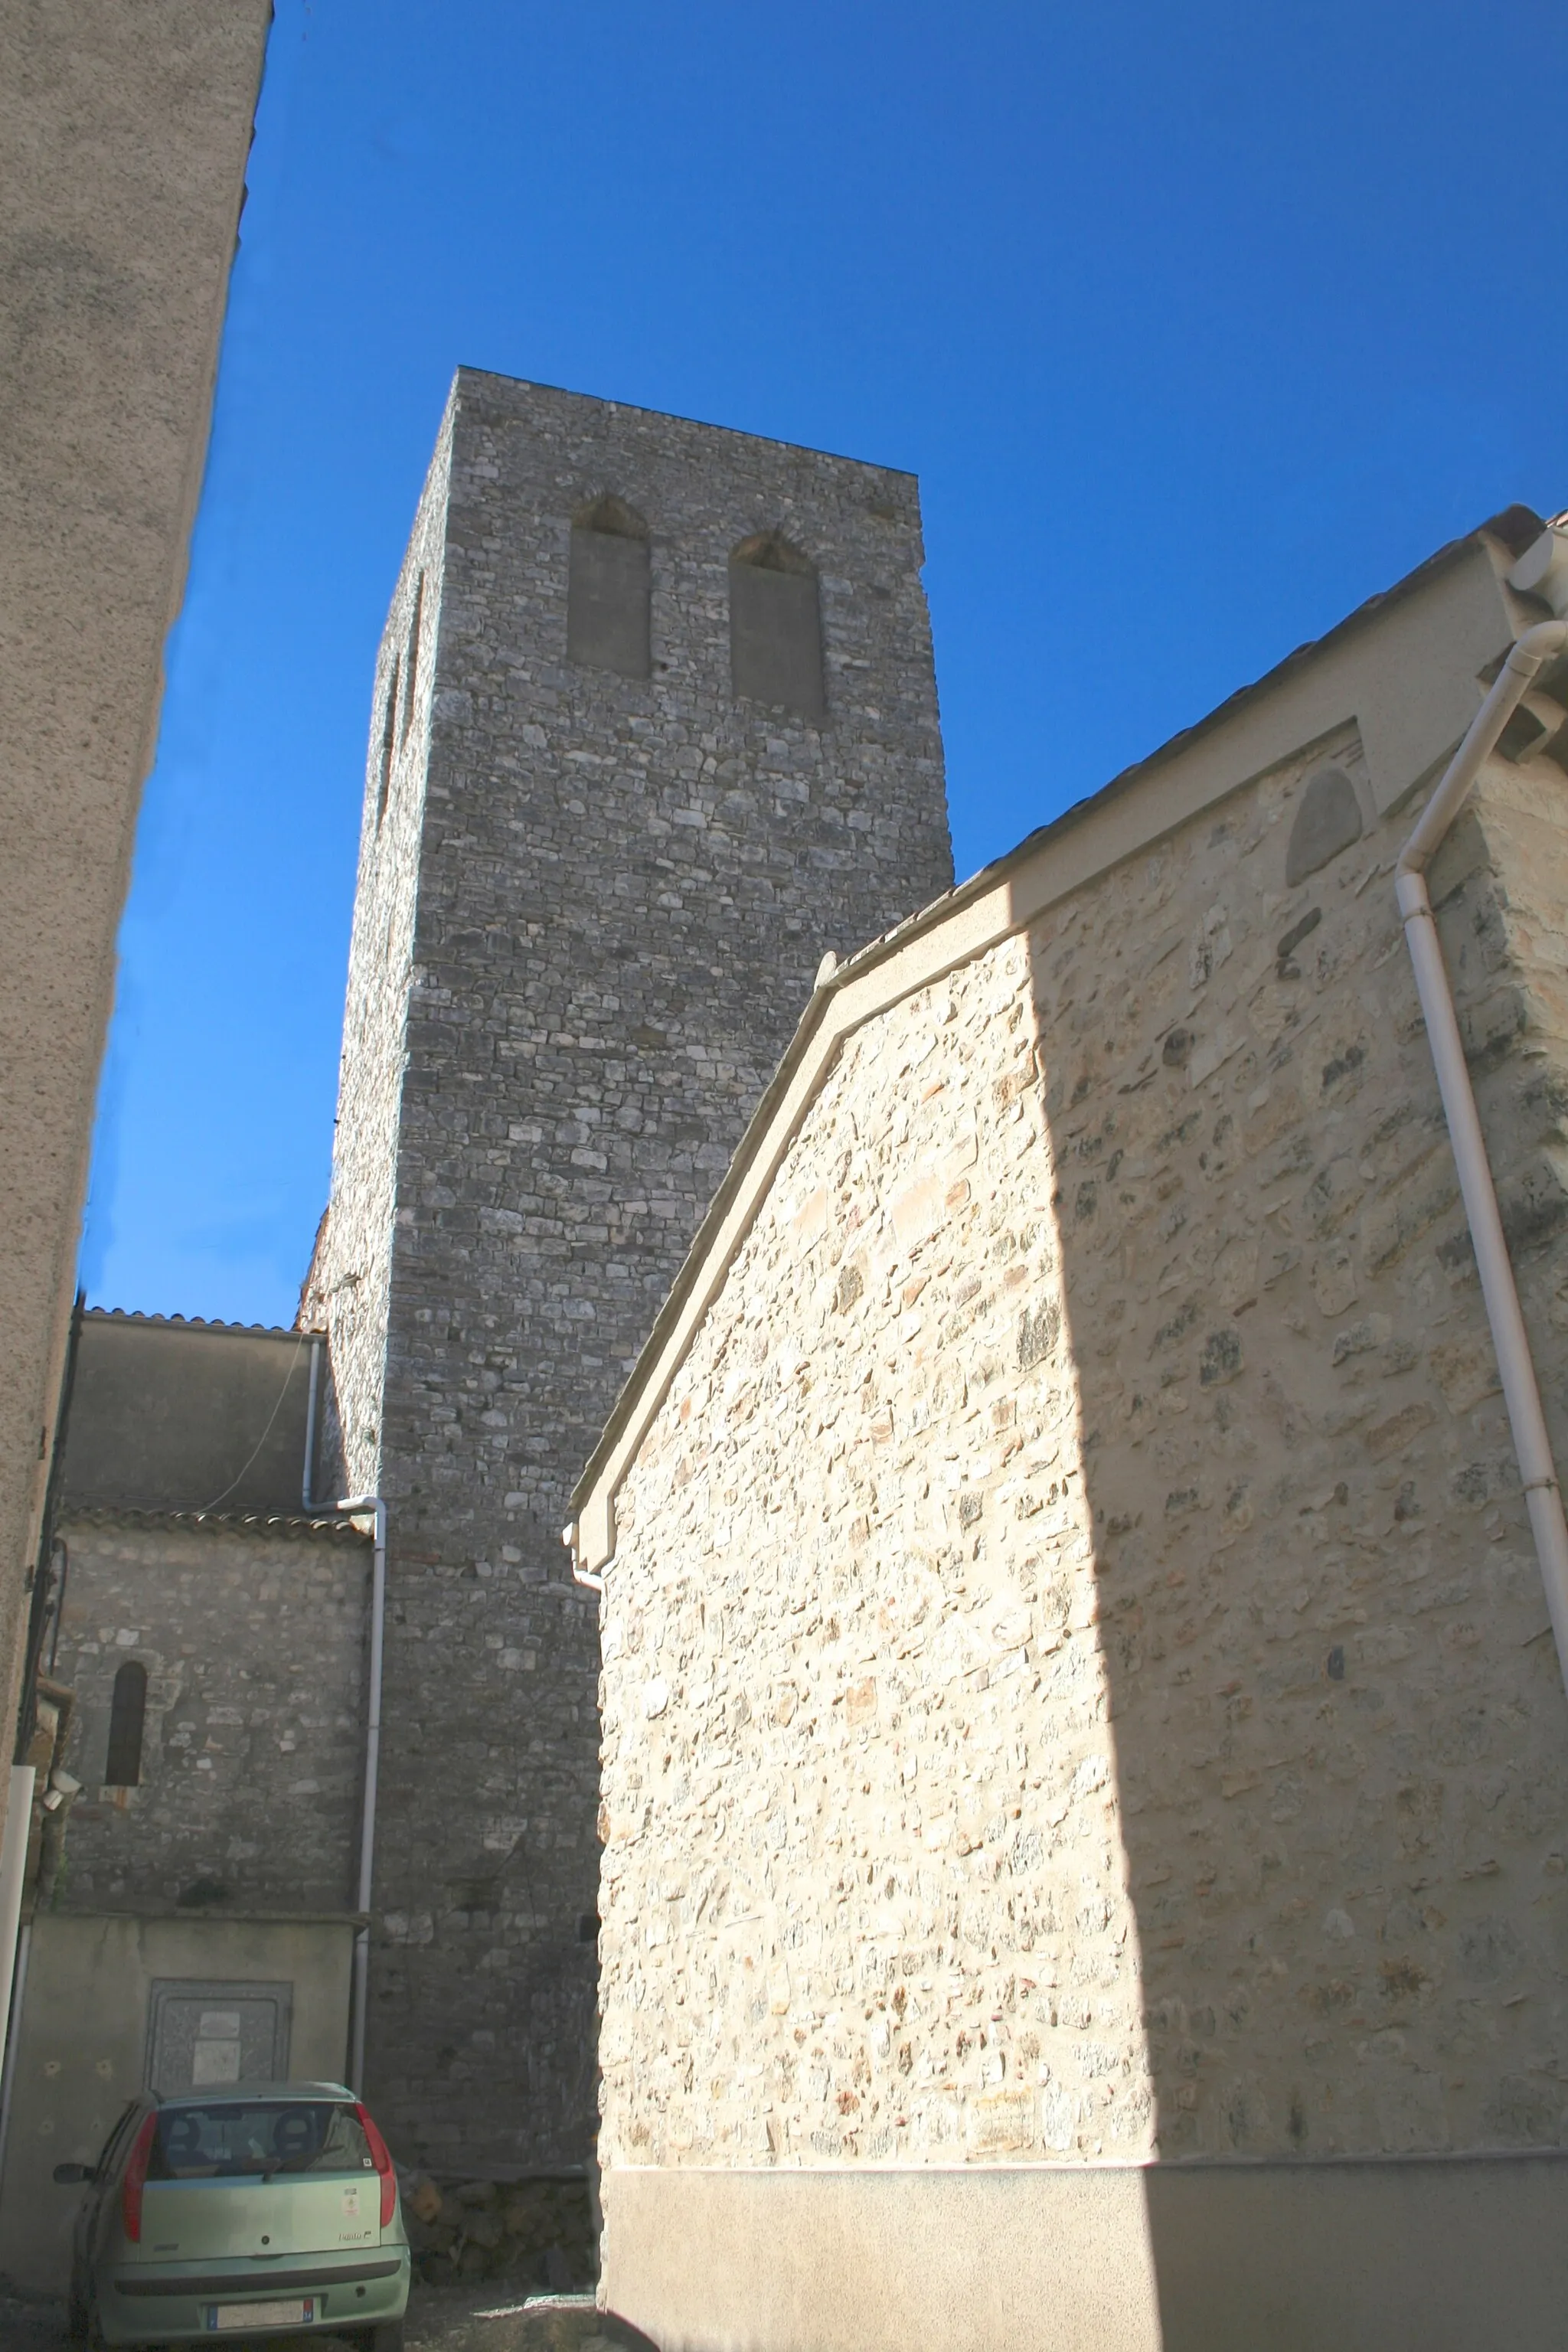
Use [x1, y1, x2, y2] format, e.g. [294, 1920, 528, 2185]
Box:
[314, 369, 952, 2174]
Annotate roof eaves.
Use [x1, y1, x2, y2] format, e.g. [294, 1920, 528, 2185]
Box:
[59, 1504, 368, 1542]
[83, 1308, 302, 1341]
[903, 504, 1544, 936]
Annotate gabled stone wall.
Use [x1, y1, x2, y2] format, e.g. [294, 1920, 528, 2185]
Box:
[597, 728, 1568, 2178]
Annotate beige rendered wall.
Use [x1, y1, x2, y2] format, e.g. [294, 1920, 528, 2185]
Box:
[604, 2156, 1568, 2352]
[0, 1912, 352, 2294]
[0, 1, 272, 1722]
[594, 725, 1568, 2338]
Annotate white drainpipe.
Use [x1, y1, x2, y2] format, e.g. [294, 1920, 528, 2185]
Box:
[0, 1768, 34, 2133]
[1395, 606, 1568, 1699]
[0, 1920, 33, 2188]
[338, 1496, 387, 2096]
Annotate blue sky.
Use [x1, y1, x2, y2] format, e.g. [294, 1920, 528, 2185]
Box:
[83, 0, 1568, 1326]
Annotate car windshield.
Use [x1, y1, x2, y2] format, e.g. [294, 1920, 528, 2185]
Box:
[149, 2101, 375, 2180]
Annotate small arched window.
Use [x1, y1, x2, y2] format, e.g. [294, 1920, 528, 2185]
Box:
[730, 531, 824, 720]
[375, 656, 399, 831]
[567, 495, 651, 679]
[1285, 765, 1363, 886]
[400, 573, 425, 742]
[105, 1661, 147, 1788]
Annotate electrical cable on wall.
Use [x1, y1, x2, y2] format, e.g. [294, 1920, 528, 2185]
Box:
[197, 1331, 307, 1512]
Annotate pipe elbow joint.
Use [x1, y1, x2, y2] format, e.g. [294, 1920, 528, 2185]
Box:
[1510, 619, 1568, 668]
[1394, 867, 1431, 920]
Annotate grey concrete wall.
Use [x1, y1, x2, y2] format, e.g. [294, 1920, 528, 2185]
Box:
[0, 1913, 352, 2295]
[52, 1511, 369, 1914]
[0, 0, 272, 1733]
[601, 2156, 1568, 2352]
[62, 1314, 325, 1517]
[316, 373, 953, 2174]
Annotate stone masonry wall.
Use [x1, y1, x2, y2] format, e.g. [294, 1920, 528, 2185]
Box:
[318, 374, 952, 2171]
[52, 1512, 369, 1915]
[318, 410, 452, 1489]
[597, 728, 1568, 2177]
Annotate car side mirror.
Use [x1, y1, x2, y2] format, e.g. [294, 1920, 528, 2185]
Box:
[53, 2162, 93, 2184]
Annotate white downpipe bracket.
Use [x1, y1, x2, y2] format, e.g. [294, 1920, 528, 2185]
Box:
[566, 1521, 604, 1595]
[1396, 616, 1568, 1700]
[338, 1497, 387, 2096]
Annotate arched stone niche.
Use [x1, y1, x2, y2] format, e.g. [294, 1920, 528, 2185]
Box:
[730, 530, 825, 720]
[568, 495, 651, 679]
[1285, 765, 1364, 887]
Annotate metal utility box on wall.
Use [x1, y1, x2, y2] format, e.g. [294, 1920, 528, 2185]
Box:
[0, 1916, 351, 2295]
[144, 1977, 293, 2096]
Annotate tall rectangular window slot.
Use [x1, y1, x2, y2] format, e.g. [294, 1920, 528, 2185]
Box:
[400, 573, 425, 740]
[567, 495, 651, 679]
[376, 658, 399, 831]
[105, 1660, 147, 1786]
[729, 531, 825, 720]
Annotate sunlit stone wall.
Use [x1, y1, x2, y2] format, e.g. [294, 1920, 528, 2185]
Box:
[598, 727, 1568, 2172]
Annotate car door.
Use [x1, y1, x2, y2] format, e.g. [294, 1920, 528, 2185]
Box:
[76, 2101, 139, 2295]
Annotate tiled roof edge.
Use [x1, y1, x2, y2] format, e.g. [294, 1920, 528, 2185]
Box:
[82, 1308, 308, 1340]
[57, 1504, 368, 1541]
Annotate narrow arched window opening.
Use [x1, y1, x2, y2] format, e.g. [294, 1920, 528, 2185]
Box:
[375, 657, 399, 831]
[568, 495, 651, 679]
[729, 531, 824, 720]
[1285, 765, 1363, 886]
[105, 1661, 147, 1787]
[400, 574, 425, 743]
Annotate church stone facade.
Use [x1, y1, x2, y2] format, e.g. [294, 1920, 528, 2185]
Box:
[572, 511, 1568, 2350]
[309, 371, 952, 2172]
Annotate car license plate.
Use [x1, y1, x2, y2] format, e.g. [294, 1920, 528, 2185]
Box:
[208, 2298, 313, 2329]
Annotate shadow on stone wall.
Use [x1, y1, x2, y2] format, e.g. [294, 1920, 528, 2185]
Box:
[367, 1877, 602, 2177]
[1022, 761, 1568, 2331]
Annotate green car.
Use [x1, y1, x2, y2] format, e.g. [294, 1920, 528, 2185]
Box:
[54, 2079, 410, 2348]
